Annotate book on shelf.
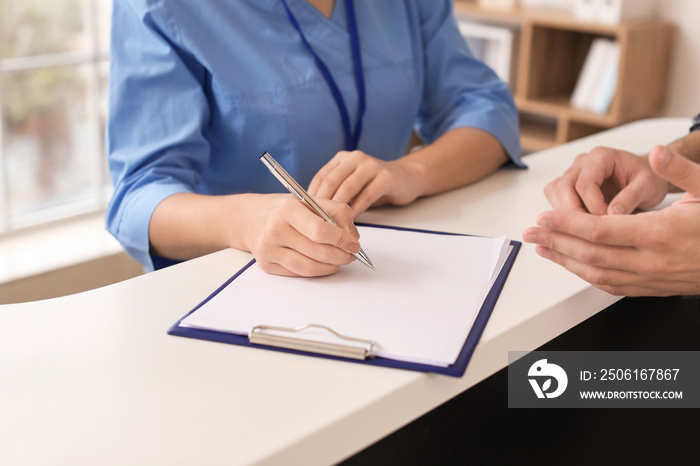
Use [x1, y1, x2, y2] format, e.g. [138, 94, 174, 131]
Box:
[570, 37, 620, 115]
[456, 20, 518, 88]
[477, 0, 517, 9]
[573, 0, 657, 25]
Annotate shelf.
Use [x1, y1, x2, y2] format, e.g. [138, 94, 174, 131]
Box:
[518, 110, 610, 152]
[452, 1, 524, 26]
[515, 96, 616, 127]
[453, 0, 675, 154]
[453, 1, 620, 31]
[519, 113, 557, 152]
[454, 1, 664, 32]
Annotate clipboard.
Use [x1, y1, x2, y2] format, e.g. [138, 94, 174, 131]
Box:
[168, 224, 520, 377]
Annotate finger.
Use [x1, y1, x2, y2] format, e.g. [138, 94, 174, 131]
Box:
[253, 220, 348, 277]
[348, 175, 389, 216]
[308, 155, 358, 201]
[265, 224, 356, 274]
[290, 229, 359, 264]
[523, 224, 643, 272]
[573, 159, 613, 215]
[316, 198, 360, 238]
[257, 254, 341, 278]
[678, 191, 700, 204]
[544, 151, 608, 213]
[329, 163, 375, 206]
[536, 209, 649, 247]
[605, 175, 650, 215]
[543, 155, 585, 211]
[521, 226, 540, 244]
[533, 245, 666, 296]
[287, 202, 361, 254]
[649, 144, 700, 197]
[312, 164, 357, 201]
[544, 177, 587, 212]
[307, 153, 343, 196]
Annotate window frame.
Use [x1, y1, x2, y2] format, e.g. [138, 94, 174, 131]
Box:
[0, 0, 111, 236]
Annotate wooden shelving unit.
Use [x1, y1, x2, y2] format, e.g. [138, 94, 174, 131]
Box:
[453, 0, 675, 153]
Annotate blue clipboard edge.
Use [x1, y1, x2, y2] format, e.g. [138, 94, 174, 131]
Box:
[167, 223, 521, 378]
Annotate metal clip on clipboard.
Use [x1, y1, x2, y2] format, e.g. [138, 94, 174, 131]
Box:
[249, 324, 376, 360]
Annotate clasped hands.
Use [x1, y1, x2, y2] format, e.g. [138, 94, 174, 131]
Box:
[523, 145, 700, 296]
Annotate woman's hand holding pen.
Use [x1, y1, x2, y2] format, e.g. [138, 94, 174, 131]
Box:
[148, 191, 362, 278]
[242, 194, 362, 277]
[308, 150, 424, 217]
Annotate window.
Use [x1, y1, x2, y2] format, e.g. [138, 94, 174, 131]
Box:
[0, 0, 112, 233]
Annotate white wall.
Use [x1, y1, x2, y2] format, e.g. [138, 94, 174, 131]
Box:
[658, 0, 700, 118]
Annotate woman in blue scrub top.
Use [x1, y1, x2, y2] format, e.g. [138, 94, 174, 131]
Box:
[106, 0, 524, 277]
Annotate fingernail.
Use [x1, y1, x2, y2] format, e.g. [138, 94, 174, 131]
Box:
[656, 146, 671, 167]
[536, 245, 551, 259]
[610, 204, 626, 215]
[522, 232, 537, 244]
[347, 242, 361, 254]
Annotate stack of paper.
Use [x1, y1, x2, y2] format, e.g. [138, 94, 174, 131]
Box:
[177, 226, 512, 369]
[570, 38, 620, 115]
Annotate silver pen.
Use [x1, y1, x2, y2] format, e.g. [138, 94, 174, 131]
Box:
[259, 151, 375, 271]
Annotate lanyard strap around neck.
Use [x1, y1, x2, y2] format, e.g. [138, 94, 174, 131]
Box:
[280, 0, 365, 151]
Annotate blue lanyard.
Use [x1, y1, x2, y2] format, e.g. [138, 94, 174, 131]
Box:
[280, 0, 366, 151]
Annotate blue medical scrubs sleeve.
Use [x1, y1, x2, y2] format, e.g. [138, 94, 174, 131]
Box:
[105, 0, 211, 271]
[415, 0, 524, 168]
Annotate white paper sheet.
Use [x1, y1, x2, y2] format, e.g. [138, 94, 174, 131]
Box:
[180, 226, 510, 367]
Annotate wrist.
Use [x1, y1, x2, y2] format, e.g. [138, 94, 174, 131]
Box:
[393, 156, 430, 201]
[667, 130, 700, 165]
[690, 112, 700, 133]
[227, 193, 271, 253]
